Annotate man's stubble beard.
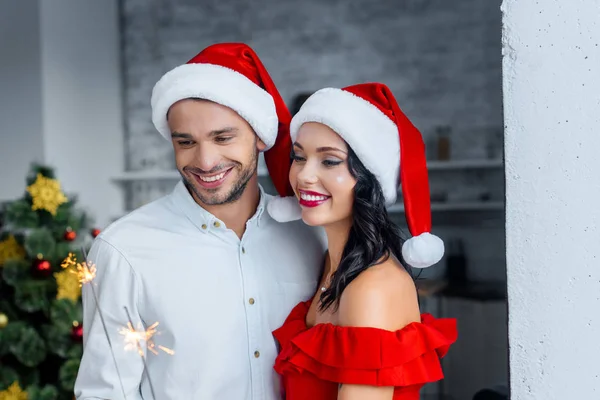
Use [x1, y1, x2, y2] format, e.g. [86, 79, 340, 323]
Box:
[182, 145, 259, 207]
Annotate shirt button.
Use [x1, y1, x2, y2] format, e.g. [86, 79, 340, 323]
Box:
[213, 221, 221, 228]
[254, 351, 260, 358]
[242, 247, 246, 254]
[249, 298, 255, 305]
[201, 224, 207, 230]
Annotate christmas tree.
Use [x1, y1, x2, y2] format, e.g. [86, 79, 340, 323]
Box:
[0, 164, 100, 400]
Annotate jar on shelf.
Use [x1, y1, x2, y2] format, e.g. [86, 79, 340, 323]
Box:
[435, 125, 452, 161]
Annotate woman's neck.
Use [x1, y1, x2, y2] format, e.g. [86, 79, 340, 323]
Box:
[323, 217, 353, 276]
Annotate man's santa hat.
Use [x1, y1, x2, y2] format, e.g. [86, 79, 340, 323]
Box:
[150, 42, 294, 197]
[267, 83, 444, 268]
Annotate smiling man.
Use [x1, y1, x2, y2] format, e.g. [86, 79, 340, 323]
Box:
[168, 98, 265, 237]
[74, 43, 326, 400]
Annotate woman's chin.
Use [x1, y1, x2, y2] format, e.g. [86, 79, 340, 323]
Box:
[300, 209, 338, 227]
[300, 210, 325, 227]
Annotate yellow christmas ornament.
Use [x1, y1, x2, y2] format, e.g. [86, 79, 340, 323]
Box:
[0, 235, 26, 266]
[26, 173, 68, 216]
[0, 381, 28, 400]
[54, 269, 81, 302]
[0, 313, 8, 329]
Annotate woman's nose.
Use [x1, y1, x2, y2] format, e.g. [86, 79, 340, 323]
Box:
[296, 162, 319, 185]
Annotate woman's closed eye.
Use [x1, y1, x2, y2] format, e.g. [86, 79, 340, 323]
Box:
[291, 151, 306, 162]
[322, 159, 343, 167]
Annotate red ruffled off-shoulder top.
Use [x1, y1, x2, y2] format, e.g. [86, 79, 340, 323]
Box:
[273, 300, 457, 400]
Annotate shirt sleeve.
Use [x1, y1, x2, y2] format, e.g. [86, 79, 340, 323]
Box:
[74, 238, 145, 400]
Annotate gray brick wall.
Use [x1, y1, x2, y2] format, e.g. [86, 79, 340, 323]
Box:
[120, 0, 505, 282]
[122, 0, 503, 169]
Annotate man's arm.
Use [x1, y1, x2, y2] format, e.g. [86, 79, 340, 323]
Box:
[74, 237, 145, 400]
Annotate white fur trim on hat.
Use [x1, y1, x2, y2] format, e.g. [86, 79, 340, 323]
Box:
[151, 63, 278, 149]
[401, 232, 444, 268]
[267, 196, 302, 222]
[290, 88, 400, 205]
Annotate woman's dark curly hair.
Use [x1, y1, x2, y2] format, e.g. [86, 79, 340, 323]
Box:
[319, 146, 410, 312]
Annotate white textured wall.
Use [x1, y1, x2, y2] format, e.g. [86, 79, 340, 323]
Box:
[502, 0, 600, 398]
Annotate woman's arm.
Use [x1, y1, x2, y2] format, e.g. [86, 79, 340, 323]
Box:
[338, 384, 394, 400]
[337, 259, 420, 400]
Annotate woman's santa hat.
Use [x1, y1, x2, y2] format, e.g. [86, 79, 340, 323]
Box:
[150, 42, 294, 197]
[267, 83, 444, 268]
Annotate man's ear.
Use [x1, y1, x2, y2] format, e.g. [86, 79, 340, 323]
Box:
[256, 136, 267, 152]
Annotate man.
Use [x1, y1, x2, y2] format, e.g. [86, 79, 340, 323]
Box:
[74, 43, 325, 400]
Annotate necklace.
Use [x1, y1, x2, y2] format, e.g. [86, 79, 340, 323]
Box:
[320, 275, 332, 292]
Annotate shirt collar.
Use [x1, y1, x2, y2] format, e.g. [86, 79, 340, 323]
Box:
[170, 181, 268, 233]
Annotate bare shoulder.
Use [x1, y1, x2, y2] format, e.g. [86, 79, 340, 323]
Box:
[338, 257, 420, 330]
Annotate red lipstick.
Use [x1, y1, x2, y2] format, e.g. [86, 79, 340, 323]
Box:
[298, 189, 331, 208]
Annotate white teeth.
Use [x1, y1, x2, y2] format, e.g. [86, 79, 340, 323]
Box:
[199, 171, 226, 182]
[300, 193, 328, 201]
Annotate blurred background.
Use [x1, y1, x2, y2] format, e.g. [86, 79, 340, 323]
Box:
[0, 0, 507, 399]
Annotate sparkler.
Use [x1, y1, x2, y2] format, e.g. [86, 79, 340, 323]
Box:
[122, 306, 158, 400]
[77, 248, 128, 400]
[64, 250, 174, 400]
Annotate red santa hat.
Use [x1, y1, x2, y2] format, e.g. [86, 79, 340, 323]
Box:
[151, 42, 293, 197]
[267, 83, 444, 268]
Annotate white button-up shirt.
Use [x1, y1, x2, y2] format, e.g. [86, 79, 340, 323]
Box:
[74, 181, 326, 400]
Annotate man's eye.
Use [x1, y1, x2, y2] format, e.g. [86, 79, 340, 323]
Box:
[215, 136, 232, 143]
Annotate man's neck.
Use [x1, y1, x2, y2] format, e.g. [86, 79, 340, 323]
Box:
[198, 177, 261, 239]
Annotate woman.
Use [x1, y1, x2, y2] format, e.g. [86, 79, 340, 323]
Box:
[266, 83, 457, 400]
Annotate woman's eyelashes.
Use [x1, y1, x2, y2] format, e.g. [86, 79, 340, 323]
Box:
[322, 159, 343, 167]
[291, 150, 344, 167]
[291, 150, 306, 162]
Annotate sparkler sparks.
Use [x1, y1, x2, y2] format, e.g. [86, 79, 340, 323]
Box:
[119, 321, 175, 356]
[61, 252, 97, 285]
[74, 260, 97, 285]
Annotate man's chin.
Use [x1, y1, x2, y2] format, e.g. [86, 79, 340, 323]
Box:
[189, 183, 231, 206]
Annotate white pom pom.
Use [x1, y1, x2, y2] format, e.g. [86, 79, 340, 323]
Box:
[401, 232, 445, 269]
[267, 196, 302, 222]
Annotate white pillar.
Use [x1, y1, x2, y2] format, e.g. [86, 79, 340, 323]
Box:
[0, 0, 124, 228]
[502, 0, 600, 398]
[39, 0, 125, 229]
[0, 0, 44, 201]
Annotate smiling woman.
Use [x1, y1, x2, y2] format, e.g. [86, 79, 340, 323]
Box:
[290, 122, 356, 228]
[266, 83, 454, 400]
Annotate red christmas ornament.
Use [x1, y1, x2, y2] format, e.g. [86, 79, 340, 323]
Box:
[32, 258, 52, 277]
[71, 321, 83, 342]
[64, 227, 77, 242]
[91, 228, 101, 238]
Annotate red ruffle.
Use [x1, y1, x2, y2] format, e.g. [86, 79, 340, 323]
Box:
[273, 300, 311, 349]
[273, 301, 457, 387]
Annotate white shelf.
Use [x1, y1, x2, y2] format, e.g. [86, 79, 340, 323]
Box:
[112, 160, 501, 184]
[112, 170, 180, 182]
[426, 159, 503, 170]
[113, 166, 269, 182]
[388, 201, 504, 213]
